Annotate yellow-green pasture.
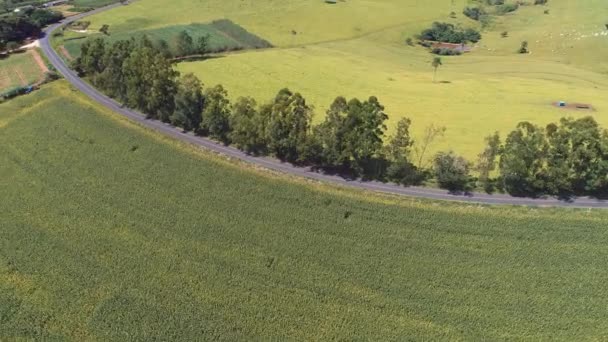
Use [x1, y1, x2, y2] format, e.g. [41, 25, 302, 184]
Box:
[88, 0, 608, 158]
[178, 38, 608, 158]
[87, 0, 469, 47]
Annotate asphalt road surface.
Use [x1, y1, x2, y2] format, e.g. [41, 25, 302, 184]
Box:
[40, 4, 608, 208]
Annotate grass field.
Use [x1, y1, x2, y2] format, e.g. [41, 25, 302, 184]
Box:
[0, 51, 46, 94]
[62, 20, 272, 58]
[2, 81, 608, 339]
[84, 0, 608, 159]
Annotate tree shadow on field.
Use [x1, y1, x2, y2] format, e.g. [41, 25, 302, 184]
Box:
[174, 55, 226, 64]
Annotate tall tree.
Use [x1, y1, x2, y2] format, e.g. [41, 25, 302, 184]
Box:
[171, 73, 204, 132]
[476, 132, 501, 193]
[499, 122, 548, 196]
[545, 117, 608, 196]
[196, 34, 209, 55]
[77, 38, 106, 75]
[201, 85, 231, 143]
[342, 96, 388, 177]
[123, 36, 178, 121]
[172, 30, 194, 57]
[432, 57, 442, 83]
[266, 88, 313, 163]
[96, 39, 134, 102]
[314, 96, 349, 168]
[229, 97, 266, 154]
[385, 117, 422, 185]
[386, 118, 414, 162]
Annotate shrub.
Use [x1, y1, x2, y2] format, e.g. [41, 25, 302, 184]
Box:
[463, 7, 485, 21]
[463, 28, 482, 42]
[496, 3, 519, 15]
[387, 160, 426, 186]
[1, 86, 28, 100]
[434, 151, 472, 192]
[418, 22, 481, 44]
[534, 0, 548, 4]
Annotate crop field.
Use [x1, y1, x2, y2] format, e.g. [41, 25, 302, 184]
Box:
[2, 81, 608, 339]
[0, 51, 47, 95]
[62, 20, 272, 58]
[85, 0, 608, 159]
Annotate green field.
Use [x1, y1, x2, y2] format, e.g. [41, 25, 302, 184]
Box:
[0, 52, 45, 94]
[2, 81, 608, 339]
[85, 0, 608, 159]
[62, 20, 272, 58]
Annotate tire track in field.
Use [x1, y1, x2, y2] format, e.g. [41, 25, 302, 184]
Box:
[14, 68, 27, 86]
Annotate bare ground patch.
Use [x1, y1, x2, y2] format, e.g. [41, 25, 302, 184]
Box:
[60, 46, 74, 61]
[30, 49, 49, 73]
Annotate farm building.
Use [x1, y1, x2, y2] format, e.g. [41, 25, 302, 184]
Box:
[430, 42, 472, 53]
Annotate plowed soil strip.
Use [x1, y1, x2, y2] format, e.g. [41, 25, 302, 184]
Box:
[31, 49, 49, 73]
[59, 46, 74, 61]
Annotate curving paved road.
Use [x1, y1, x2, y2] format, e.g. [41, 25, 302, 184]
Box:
[40, 4, 608, 208]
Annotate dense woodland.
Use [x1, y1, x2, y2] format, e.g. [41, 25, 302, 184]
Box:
[73, 34, 608, 198]
[0, 7, 62, 51]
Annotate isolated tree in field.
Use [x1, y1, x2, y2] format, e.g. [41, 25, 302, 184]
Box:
[265, 88, 313, 163]
[434, 151, 472, 192]
[229, 97, 267, 154]
[201, 84, 231, 143]
[475, 132, 501, 193]
[171, 73, 204, 132]
[432, 57, 442, 82]
[518, 41, 529, 54]
[172, 30, 194, 57]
